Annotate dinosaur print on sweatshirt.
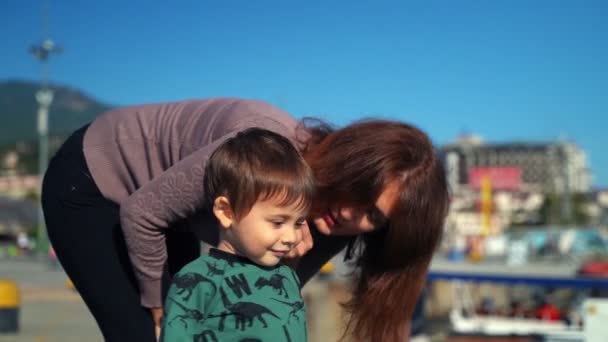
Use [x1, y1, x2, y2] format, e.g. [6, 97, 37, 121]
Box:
[161, 248, 307, 342]
[172, 272, 216, 301]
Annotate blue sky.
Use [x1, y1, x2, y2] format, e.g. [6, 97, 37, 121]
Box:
[2, 1, 607, 187]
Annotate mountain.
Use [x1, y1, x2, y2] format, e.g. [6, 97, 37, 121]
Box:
[0, 80, 112, 144]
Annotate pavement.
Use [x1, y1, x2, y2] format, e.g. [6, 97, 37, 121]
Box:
[0, 257, 102, 342]
[0, 256, 443, 342]
[0, 257, 374, 342]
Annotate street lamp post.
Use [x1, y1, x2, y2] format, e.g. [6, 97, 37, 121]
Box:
[30, 38, 60, 254]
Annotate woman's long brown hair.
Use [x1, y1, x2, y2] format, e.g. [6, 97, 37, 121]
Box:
[300, 119, 450, 342]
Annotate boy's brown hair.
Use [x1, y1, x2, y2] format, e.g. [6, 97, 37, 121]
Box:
[204, 128, 315, 220]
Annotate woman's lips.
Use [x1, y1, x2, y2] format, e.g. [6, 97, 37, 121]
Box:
[324, 213, 336, 228]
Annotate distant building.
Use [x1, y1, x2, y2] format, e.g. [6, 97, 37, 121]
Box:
[0, 175, 40, 198]
[441, 135, 592, 194]
[0, 196, 37, 236]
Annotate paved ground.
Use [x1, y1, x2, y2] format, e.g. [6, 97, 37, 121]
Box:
[0, 257, 444, 342]
[0, 257, 102, 342]
[0, 257, 390, 342]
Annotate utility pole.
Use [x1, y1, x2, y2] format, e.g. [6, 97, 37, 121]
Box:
[29, 0, 61, 254]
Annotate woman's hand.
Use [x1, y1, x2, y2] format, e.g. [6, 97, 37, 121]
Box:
[312, 216, 332, 235]
[283, 221, 314, 268]
[150, 307, 163, 339]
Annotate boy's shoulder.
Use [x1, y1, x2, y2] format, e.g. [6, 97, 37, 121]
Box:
[175, 250, 259, 278]
[176, 253, 227, 277]
[170, 254, 225, 288]
[174, 250, 302, 288]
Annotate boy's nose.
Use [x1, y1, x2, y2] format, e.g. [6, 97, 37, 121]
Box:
[281, 227, 300, 246]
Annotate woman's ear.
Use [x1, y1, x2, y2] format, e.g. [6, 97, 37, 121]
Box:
[213, 196, 234, 229]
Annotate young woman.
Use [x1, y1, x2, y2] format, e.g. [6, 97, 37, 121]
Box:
[41, 98, 449, 342]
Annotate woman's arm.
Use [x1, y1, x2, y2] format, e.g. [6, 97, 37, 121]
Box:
[120, 113, 299, 309]
[119, 133, 236, 309]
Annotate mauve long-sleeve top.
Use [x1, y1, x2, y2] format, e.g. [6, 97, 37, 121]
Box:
[82, 98, 302, 308]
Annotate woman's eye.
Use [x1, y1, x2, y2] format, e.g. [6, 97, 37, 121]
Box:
[366, 208, 386, 228]
[366, 209, 377, 223]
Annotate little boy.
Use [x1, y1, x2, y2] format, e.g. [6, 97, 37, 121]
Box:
[161, 128, 314, 342]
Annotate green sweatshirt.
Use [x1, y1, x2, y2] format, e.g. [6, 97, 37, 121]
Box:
[161, 249, 307, 342]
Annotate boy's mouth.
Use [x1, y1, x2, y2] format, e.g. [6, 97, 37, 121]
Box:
[270, 249, 289, 257]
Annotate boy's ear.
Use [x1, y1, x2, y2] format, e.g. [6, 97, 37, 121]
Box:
[213, 196, 234, 229]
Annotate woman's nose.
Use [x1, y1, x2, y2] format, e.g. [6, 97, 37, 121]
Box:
[339, 207, 356, 220]
[339, 207, 374, 231]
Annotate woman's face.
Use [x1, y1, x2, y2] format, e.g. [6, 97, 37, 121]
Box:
[314, 180, 401, 236]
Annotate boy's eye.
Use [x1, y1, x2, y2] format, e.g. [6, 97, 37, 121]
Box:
[270, 220, 284, 226]
[294, 220, 306, 229]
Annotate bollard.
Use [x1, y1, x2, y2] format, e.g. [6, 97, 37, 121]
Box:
[0, 279, 20, 333]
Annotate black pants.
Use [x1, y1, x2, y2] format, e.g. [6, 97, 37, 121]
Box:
[41, 125, 200, 342]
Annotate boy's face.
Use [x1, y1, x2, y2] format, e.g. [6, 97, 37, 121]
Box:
[219, 197, 308, 267]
